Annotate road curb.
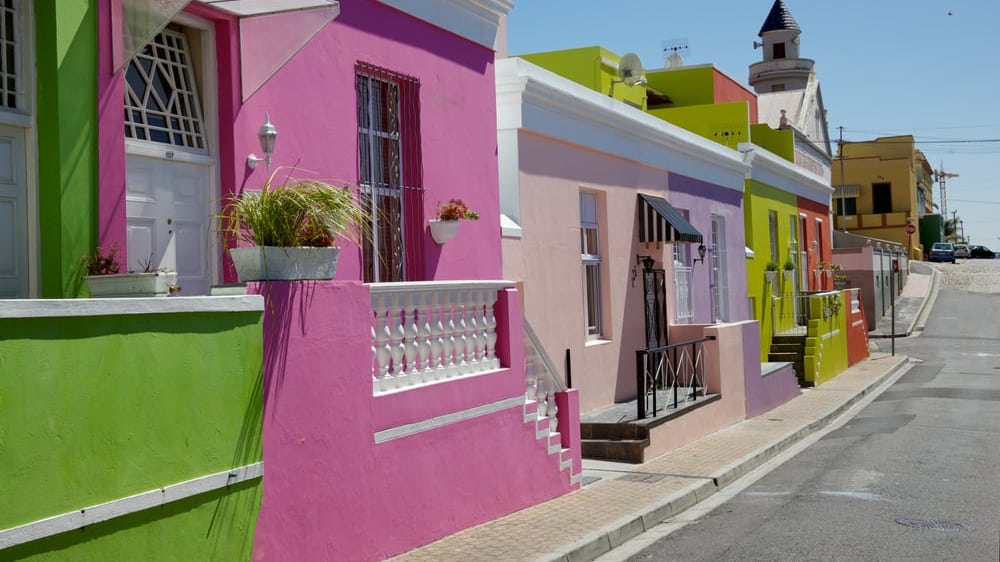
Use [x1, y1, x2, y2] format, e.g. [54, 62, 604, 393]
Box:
[547, 355, 912, 562]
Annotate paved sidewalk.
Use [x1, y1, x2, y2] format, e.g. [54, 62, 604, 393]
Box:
[392, 353, 912, 562]
[870, 262, 936, 338]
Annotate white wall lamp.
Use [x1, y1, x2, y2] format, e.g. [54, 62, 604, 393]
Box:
[247, 113, 278, 171]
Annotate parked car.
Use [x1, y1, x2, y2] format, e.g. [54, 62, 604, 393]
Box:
[954, 244, 970, 259]
[969, 245, 996, 259]
[928, 242, 956, 263]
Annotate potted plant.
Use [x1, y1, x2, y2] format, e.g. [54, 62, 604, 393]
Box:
[429, 198, 478, 244]
[764, 261, 780, 294]
[82, 245, 180, 298]
[833, 273, 849, 290]
[782, 259, 796, 283]
[221, 170, 368, 281]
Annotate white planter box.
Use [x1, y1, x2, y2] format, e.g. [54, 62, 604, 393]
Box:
[229, 246, 339, 281]
[429, 220, 460, 244]
[84, 272, 179, 298]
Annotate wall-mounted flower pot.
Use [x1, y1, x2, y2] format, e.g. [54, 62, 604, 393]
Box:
[764, 270, 779, 296]
[229, 246, 339, 281]
[429, 219, 460, 244]
[84, 272, 179, 298]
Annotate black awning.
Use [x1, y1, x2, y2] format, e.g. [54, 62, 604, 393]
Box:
[637, 194, 703, 244]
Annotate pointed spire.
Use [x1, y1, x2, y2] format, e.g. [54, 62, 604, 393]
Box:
[758, 0, 800, 37]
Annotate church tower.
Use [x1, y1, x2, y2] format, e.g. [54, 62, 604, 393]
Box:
[748, 0, 813, 93]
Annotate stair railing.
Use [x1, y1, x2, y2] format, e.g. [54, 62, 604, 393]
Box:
[635, 336, 715, 419]
[523, 320, 565, 434]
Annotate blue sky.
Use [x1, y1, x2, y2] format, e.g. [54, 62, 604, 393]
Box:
[506, 1, 1000, 247]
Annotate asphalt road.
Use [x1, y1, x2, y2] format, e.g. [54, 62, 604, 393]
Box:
[617, 262, 1000, 561]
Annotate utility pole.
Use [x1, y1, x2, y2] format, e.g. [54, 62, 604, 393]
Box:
[951, 210, 958, 243]
[838, 126, 847, 232]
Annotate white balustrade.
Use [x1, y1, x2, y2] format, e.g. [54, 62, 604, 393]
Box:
[369, 281, 510, 394]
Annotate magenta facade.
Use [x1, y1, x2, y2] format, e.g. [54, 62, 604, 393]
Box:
[252, 282, 578, 561]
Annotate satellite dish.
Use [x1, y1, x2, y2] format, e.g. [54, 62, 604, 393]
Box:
[665, 51, 684, 68]
[618, 53, 645, 86]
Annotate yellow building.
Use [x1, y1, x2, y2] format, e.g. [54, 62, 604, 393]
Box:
[831, 135, 933, 259]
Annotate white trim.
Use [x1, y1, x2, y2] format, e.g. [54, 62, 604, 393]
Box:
[820, 329, 841, 341]
[196, 0, 338, 16]
[496, 58, 750, 193]
[0, 462, 263, 550]
[500, 212, 522, 238]
[374, 396, 523, 443]
[0, 295, 264, 318]
[740, 141, 833, 205]
[376, 0, 513, 50]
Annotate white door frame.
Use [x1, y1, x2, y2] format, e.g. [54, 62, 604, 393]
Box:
[124, 12, 220, 291]
[0, 0, 37, 297]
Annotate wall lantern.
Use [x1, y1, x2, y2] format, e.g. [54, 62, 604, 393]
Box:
[247, 113, 278, 171]
[692, 243, 707, 265]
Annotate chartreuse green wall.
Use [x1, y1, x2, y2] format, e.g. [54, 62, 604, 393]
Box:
[803, 292, 849, 385]
[0, 310, 263, 561]
[35, 1, 99, 298]
[750, 124, 795, 162]
[648, 102, 750, 149]
[745, 180, 800, 359]
[645, 66, 715, 107]
[519, 46, 646, 109]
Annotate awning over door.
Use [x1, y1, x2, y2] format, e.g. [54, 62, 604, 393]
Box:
[637, 194, 703, 244]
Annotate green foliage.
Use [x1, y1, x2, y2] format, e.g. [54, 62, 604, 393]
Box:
[782, 259, 795, 271]
[221, 169, 368, 248]
[436, 198, 479, 221]
[765, 261, 780, 271]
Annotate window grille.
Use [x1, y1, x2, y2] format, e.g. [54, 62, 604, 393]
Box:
[0, 0, 21, 110]
[356, 62, 424, 282]
[124, 27, 206, 150]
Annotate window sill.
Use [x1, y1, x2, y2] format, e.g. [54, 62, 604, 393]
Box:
[585, 338, 611, 347]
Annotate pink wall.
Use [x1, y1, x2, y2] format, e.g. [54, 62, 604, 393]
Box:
[505, 131, 669, 413]
[98, 0, 502, 284]
[252, 282, 577, 561]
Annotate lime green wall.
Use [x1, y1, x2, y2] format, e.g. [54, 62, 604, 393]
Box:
[750, 124, 795, 162]
[745, 180, 800, 359]
[35, 1, 99, 297]
[519, 46, 646, 109]
[648, 102, 750, 149]
[803, 292, 849, 385]
[645, 66, 715, 107]
[0, 310, 263, 560]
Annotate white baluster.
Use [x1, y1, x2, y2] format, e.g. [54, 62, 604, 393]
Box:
[389, 296, 407, 387]
[372, 295, 393, 392]
[419, 291, 434, 377]
[403, 299, 421, 385]
[443, 291, 458, 378]
[455, 293, 469, 376]
[547, 387, 559, 433]
[430, 292, 445, 380]
[465, 291, 481, 374]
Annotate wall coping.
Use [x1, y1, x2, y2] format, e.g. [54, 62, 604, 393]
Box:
[376, 0, 513, 49]
[739, 141, 833, 204]
[0, 296, 264, 319]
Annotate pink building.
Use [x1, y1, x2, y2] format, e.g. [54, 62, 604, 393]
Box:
[96, 1, 579, 559]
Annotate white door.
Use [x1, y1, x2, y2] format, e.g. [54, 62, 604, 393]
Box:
[0, 124, 27, 297]
[124, 24, 215, 295]
[126, 155, 210, 294]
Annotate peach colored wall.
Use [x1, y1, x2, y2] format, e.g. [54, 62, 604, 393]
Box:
[252, 282, 577, 561]
[505, 131, 671, 413]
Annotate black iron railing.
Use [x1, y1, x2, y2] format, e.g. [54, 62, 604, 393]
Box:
[635, 336, 715, 419]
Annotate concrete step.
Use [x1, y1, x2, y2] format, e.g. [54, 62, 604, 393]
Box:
[581, 438, 649, 464]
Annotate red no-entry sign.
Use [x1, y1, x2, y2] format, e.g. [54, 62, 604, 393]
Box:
[905, 223, 916, 235]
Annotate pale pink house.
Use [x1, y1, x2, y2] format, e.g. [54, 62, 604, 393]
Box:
[97, 1, 579, 560]
[496, 58, 797, 463]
